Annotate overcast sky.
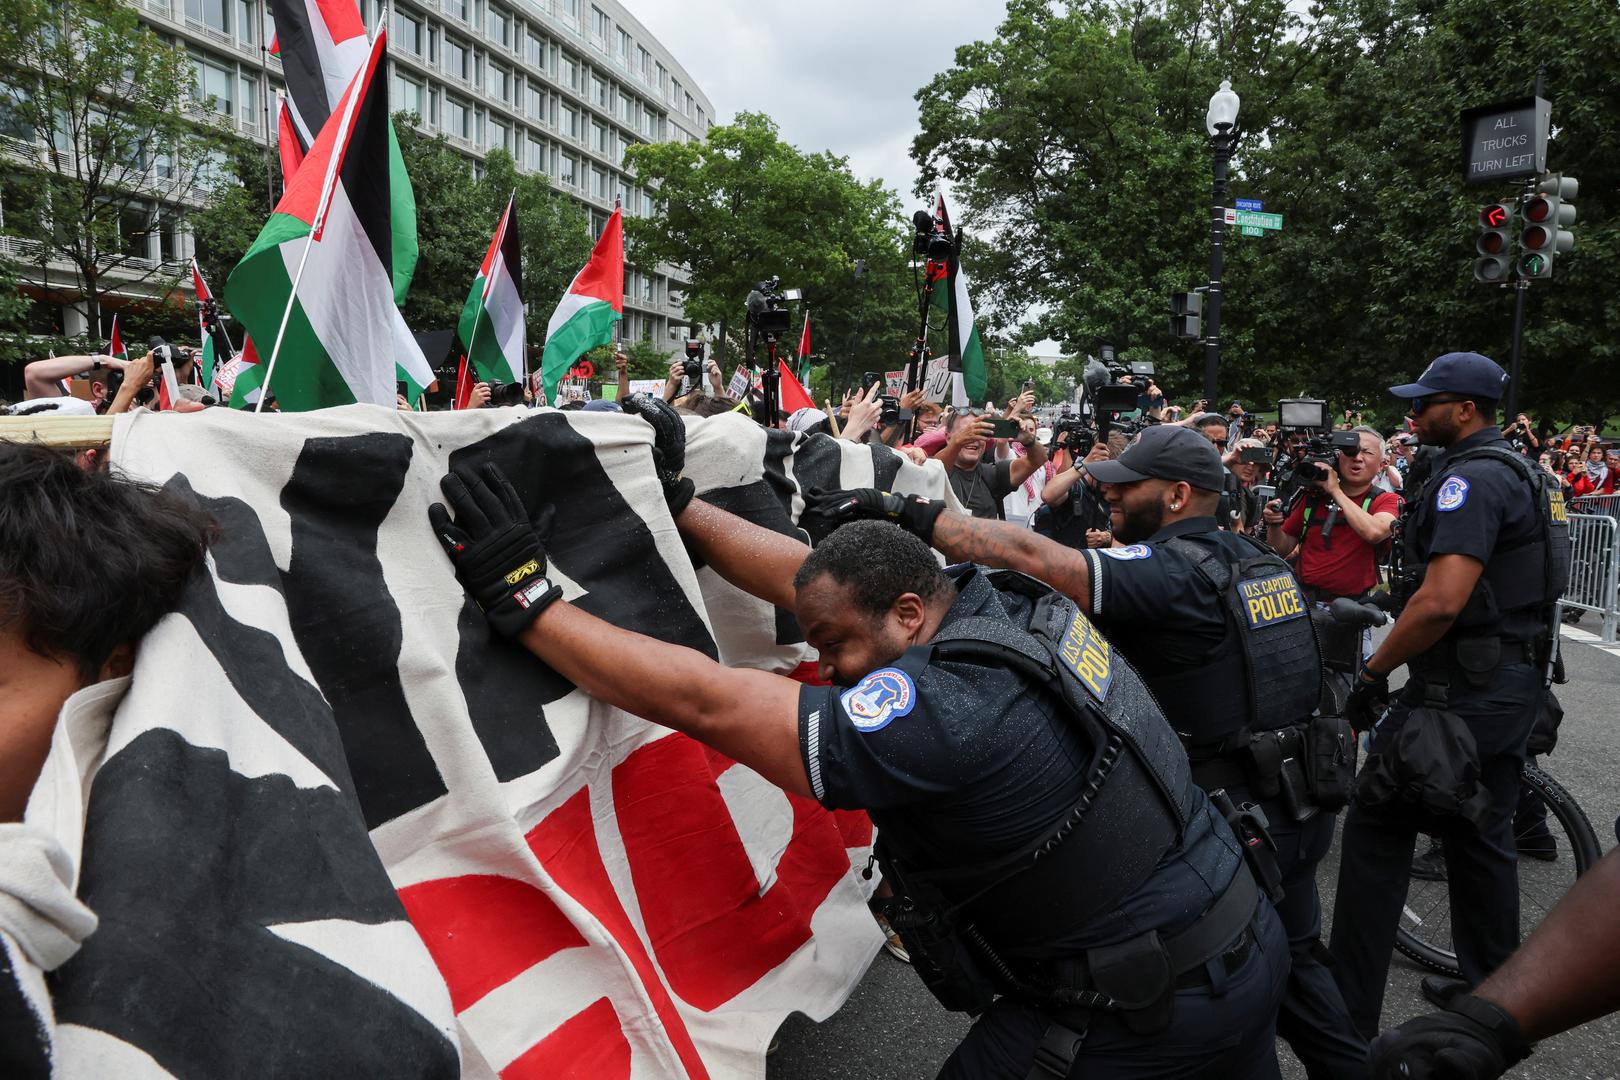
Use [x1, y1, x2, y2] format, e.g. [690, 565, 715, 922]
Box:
[632, 1, 1009, 204]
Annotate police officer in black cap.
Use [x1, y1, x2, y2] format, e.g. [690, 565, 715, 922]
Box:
[428, 395, 1289, 1079]
[813, 424, 1368, 1079]
[1329, 351, 1571, 1037]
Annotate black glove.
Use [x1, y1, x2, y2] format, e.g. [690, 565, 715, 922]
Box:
[1370, 993, 1530, 1080]
[622, 392, 694, 515]
[805, 487, 946, 544]
[428, 462, 562, 638]
[1347, 667, 1392, 733]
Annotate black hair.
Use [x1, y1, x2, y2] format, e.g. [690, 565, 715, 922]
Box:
[0, 443, 215, 677]
[1463, 397, 1499, 422]
[792, 520, 951, 617]
[558, 400, 587, 411]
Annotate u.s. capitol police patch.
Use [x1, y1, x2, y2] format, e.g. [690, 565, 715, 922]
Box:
[1436, 476, 1470, 512]
[839, 668, 917, 732]
[1100, 544, 1154, 561]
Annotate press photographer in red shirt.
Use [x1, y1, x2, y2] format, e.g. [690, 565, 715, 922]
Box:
[1263, 427, 1402, 602]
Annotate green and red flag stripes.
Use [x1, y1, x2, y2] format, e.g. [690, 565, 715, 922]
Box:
[223, 336, 261, 409]
[223, 30, 432, 412]
[457, 195, 525, 387]
[191, 259, 234, 388]
[936, 192, 986, 406]
[107, 315, 127, 362]
[541, 208, 622, 404]
[796, 310, 812, 384]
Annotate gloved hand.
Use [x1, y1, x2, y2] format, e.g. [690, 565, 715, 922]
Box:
[428, 462, 561, 638]
[805, 487, 946, 544]
[1370, 993, 1530, 1079]
[622, 392, 695, 515]
[1347, 667, 1392, 733]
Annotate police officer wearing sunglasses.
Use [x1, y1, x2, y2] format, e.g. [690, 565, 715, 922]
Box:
[1330, 352, 1571, 1040]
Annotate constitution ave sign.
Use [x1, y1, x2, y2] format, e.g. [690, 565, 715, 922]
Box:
[1462, 96, 1550, 185]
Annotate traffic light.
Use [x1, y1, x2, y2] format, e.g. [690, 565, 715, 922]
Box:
[1169, 292, 1202, 338]
[1519, 173, 1577, 280]
[1473, 201, 1515, 283]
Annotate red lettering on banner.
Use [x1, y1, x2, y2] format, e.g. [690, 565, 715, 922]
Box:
[614, 736, 851, 1011]
[499, 997, 630, 1080]
[399, 874, 587, 1012]
[526, 788, 711, 1080]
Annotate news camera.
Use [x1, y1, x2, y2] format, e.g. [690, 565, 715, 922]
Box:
[911, 210, 953, 261]
[745, 277, 800, 340]
[485, 380, 526, 407]
[1048, 406, 1097, 456]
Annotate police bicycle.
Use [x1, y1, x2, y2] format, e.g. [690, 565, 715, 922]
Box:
[1313, 598, 1602, 978]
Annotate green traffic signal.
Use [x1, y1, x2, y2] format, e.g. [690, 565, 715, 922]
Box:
[1520, 253, 1550, 279]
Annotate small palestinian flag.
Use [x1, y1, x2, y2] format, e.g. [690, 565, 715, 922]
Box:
[541, 208, 622, 404]
[223, 30, 432, 411]
[457, 196, 525, 388]
[156, 358, 182, 411]
[108, 315, 127, 362]
[796, 311, 812, 385]
[221, 336, 261, 409]
[192, 259, 234, 388]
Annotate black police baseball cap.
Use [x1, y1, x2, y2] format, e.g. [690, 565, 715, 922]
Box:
[1388, 352, 1510, 400]
[1085, 424, 1226, 492]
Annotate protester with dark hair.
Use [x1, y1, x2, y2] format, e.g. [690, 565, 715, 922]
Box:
[0, 443, 214, 821]
[427, 395, 1289, 1079]
[1333, 352, 1570, 1036]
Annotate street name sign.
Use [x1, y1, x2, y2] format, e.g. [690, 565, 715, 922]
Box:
[1462, 97, 1550, 185]
[1235, 198, 1264, 212]
[1235, 210, 1283, 230]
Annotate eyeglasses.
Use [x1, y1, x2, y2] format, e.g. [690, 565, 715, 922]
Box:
[1410, 395, 1468, 415]
[1212, 439, 1228, 448]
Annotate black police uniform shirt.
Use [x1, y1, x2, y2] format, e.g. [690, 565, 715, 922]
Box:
[1077, 517, 1235, 690]
[948, 459, 1014, 520]
[1415, 427, 1542, 643]
[797, 566, 1244, 955]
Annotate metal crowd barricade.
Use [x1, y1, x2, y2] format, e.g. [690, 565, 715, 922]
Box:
[1571, 493, 1620, 519]
[1564, 512, 1620, 642]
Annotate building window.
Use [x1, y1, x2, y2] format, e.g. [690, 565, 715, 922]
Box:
[187, 0, 230, 34]
[238, 72, 258, 124]
[590, 75, 607, 108]
[559, 152, 577, 186]
[654, 62, 666, 94]
[590, 120, 608, 154]
[487, 63, 509, 102]
[696, 105, 705, 129]
[444, 0, 467, 22]
[684, 92, 693, 118]
[393, 11, 422, 54]
[526, 134, 545, 173]
[641, 273, 653, 302]
[591, 6, 609, 43]
[560, 104, 578, 138]
[525, 31, 545, 70]
[616, 28, 630, 65]
[444, 37, 469, 81]
[235, 0, 255, 44]
[489, 6, 512, 47]
[670, 77, 681, 106]
[560, 0, 579, 24]
[391, 72, 423, 117]
[637, 46, 650, 82]
[193, 57, 234, 115]
[444, 95, 470, 139]
[591, 167, 608, 199]
[559, 53, 579, 91]
[488, 117, 507, 151]
[525, 82, 544, 121]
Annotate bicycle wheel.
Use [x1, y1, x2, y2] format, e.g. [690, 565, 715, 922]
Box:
[1394, 761, 1602, 975]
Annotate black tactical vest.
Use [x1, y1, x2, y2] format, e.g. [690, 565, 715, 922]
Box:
[1152, 533, 1322, 746]
[1401, 445, 1571, 653]
[875, 568, 1197, 965]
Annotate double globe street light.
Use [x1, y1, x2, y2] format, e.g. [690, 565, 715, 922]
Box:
[1204, 79, 1240, 404]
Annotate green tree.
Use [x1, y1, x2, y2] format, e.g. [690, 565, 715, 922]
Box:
[188, 136, 276, 295]
[478, 148, 593, 352]
[623, 112, 917, 388]
[0, 0, 226, 343]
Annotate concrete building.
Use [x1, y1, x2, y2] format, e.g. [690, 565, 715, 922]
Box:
[3, 0, 712, 348]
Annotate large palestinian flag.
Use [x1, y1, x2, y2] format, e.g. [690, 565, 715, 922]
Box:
[457, 196, 525, 387]
[268, 0, 414, 302]
[223, 30, 432, 411]
[541, 208, 622, 404]
[932, 193, 987, 406]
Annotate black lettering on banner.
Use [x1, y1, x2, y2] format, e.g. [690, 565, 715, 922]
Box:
[50, 731, 458, 1079]
[790, 433, 852, 547]
[444, 414, 717, 779]
[279, 433, 448, 829]
[0, 945, 50, 1079]
[868, 440, 902, 495]
[701, 428, 809, 646]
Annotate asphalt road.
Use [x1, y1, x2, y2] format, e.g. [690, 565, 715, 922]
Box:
[768, 629, 1620, 1079]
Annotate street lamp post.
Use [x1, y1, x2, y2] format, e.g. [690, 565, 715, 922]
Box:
[1204, 79, 1240, 405]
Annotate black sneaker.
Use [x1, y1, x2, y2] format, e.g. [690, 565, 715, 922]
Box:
[1516, 828, 1558, 862]
[1410, 841, 1447, 882]
[1420, 975, 1469, 1009]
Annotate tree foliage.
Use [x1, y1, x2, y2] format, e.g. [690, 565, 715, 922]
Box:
[623, 112, 921, 391]
[913, 0, 1620, 426]
[0, 0, 225, 343]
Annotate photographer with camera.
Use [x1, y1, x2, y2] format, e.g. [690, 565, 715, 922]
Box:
[1037, 435, 1115, 548]
[663, 341, 725, 404]
[936, 409, 1047, 520]
[1263, 427, 1401, 604]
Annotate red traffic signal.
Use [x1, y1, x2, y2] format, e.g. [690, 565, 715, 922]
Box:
[1479, 203, 1512, 228]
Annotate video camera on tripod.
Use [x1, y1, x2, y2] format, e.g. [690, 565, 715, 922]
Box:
[744, 276, 802, 426]
[1080, 347, 1156, 443]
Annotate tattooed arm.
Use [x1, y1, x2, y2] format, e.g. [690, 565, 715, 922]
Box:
[930, 510, 1094, 612]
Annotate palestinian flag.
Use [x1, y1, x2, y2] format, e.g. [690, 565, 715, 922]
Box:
[457, 196, 525, 387]
[452, 353, 474, 410]
[156, 358, 182, 411]
[268, 0, 414, 301]
[191, 259, 235, 388]
[277, 93, 306, 181]
[777, 359, 815, 413]
[796, 310, 812, 384]
[221, 336, 261, 408]
[108, 315, 127, 362]
[936, 193, 986, 406]
[927, 193, 951, 315]
[541, 208, 622, 404]
[223, 30, 432, 412]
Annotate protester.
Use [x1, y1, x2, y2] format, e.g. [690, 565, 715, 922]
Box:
[934, 409, 1047, 520]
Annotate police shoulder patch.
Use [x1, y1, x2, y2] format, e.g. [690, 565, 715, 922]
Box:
[838, 668, 918, 732]
[1436, 475, 1470, 512]
[1100, 544, 1153, 561]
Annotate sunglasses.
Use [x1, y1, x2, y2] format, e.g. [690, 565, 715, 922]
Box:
[1409, 394, 1470, 415]
[1212, 438, 1228, 448]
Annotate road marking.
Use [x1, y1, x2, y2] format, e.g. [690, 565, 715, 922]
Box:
[1561, 624, 1620, 656]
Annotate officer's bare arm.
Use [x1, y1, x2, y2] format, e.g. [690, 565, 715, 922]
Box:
[1471, 846, 1620, 1041]
[673, 498, 809, 613]
[1363, 553, 1483, 676]
[518, 600, 810, 797]
[930, 511, 1094, 612]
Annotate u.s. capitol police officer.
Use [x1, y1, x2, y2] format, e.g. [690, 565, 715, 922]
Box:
[814, 424, 1369, 1078]
[1329, 352, 1571, 1037]
[428, 396, 1289, 1079]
